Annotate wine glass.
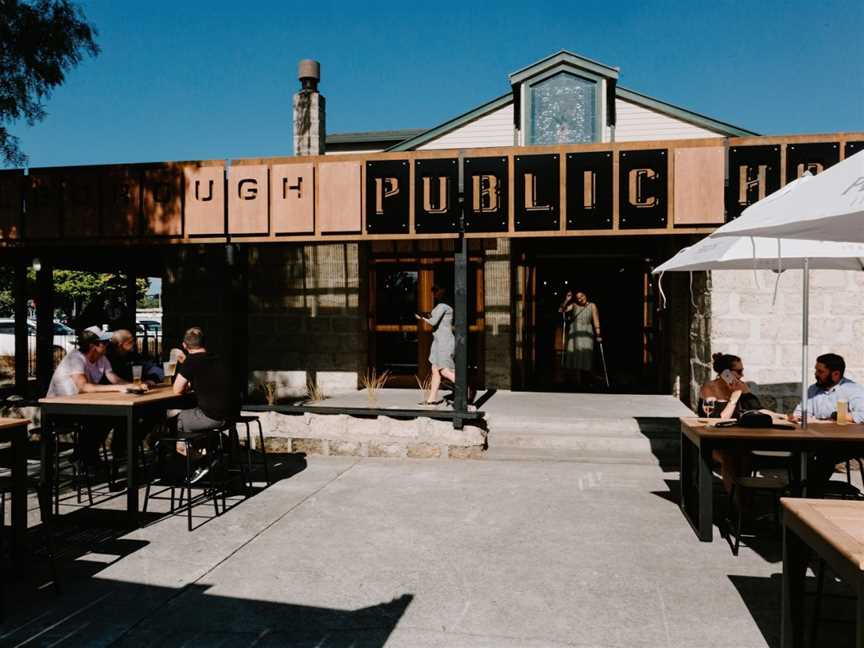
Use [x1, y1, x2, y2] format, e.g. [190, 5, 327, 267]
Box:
[703, 397, 716, 419]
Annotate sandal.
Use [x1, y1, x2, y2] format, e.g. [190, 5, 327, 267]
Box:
[419, 399, 444, 406]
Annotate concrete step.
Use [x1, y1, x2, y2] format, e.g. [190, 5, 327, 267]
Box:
[482, 446, 667, 465]
[485, 416, 680, 465]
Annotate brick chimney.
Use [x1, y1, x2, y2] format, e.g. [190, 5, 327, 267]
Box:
[293, 59, 325, 156]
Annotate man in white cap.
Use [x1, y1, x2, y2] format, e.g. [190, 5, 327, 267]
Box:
[47, 326, 143, 466]
[47, 326, 138, 397]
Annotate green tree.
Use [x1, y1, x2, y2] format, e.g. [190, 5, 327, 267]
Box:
[0, 269, 149, 319]
[0, 0, 99, 166]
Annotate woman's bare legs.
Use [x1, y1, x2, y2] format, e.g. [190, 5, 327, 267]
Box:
[440, 368, 455, 383]
[427, 366, 442, 403]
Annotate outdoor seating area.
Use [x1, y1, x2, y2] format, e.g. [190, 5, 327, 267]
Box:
[1, 7, 864, 642]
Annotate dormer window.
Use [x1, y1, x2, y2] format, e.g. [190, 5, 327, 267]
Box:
[528, 71, 599, 145]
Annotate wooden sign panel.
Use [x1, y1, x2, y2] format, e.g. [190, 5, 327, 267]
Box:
[726, 145, 780, 220]
[619, 149, 667, 229]
[673, 146, 725, 226]
[184, 164, 225, 236]
[0, 170, 23, 240]
[271, 163, 314, 234]
[318, 162, 361, 233]
[514, 154, 559, 231]
[464, 156, 508, 233]
[26, 170, 61, 239]
[566, 151, 612, 230]
[786, 142, 840, 182]
[142, 165, 182, 236]
[846, 142, 864, 158]
[365, 160, 409, 234]
[63, 169, 101, 238]
[414, 158, 458, 233]
[101, 166, 141, 237]
[228, 165, 268, 235]
[1, 133, 860, 245]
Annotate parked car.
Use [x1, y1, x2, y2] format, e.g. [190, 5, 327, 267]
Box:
[0, 318, 78, 358]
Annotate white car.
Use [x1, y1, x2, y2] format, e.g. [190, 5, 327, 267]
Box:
[0, 318, 77, 359]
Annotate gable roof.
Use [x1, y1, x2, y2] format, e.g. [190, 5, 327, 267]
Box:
[508, 49, 619, 85]
[326, 129, 427, 146]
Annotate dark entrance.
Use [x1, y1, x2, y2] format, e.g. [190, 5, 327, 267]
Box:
[514, 237, 688, 394]
[368, 243, 484, 386]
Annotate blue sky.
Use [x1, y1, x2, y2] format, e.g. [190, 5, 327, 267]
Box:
[8, 0, 864, 168]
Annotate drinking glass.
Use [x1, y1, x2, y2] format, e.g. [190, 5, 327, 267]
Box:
[163, 361, 176, 385]
[132, 365, 143, 385]
[703, 397, 716, 418]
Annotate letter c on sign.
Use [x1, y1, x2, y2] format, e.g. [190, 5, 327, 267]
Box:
[238, 178, 258, 200]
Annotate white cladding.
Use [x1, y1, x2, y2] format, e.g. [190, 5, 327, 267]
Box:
[417, 103, 514, 150]
[614, 99, 718, 141]
[413, 98, 719, 150]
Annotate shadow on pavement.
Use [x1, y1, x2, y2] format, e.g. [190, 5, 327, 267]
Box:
[729, 572, 856, 648]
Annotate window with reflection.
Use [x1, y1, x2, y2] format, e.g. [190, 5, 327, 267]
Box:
[529, 72, 598, 145]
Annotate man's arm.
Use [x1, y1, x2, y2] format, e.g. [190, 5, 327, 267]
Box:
[173, 373, 189, 395]
[72, 373, 127, 393]
[104, 370, 128, 386]
[847, 384, 864, 424]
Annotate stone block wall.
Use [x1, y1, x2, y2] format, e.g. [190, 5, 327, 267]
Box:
[246, 409, 486, 460]
[484, 238, 511, 389]
[247, 243, 365, 398]
[709, 268, 864, 413]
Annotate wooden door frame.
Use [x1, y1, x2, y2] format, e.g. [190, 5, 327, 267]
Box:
[368, 253, 485, 386]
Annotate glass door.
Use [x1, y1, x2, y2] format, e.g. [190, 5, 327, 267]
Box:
[369, 257, 484, 385]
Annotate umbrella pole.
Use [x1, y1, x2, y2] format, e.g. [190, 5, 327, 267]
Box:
[801, 259, 810, 430]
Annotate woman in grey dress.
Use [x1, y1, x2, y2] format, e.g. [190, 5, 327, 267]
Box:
[559, 290, 601, 386]
[415, 285, 455, 405]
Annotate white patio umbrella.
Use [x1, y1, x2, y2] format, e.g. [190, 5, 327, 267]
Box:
[711, 150, 864, 242]
[653, 235, 864, 427]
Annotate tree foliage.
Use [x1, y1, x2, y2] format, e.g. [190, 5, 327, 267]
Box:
[0, 0, 99, 166]
[0, 268, 149, 319]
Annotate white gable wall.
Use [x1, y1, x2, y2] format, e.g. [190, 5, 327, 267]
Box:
[414, 99, 723, 151]
[417, 104, 515, 150]
[614, 98, 720, 141]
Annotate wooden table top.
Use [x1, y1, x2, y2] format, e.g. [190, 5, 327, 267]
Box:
[783, 498, 864, 571]
[681, 417, 864, 442]
[0, 417, 31, 430]
[39, 385, 183, 407]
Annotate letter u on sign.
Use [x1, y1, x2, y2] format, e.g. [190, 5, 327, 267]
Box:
[184, 165, 225, 236]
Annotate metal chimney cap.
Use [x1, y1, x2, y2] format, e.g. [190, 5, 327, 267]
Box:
[298, 59, 320, 82]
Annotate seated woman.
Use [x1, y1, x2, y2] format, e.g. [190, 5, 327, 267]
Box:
[700, 353, 757, 496]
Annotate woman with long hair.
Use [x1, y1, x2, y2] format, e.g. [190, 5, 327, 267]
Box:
[415, 285, 455, 405]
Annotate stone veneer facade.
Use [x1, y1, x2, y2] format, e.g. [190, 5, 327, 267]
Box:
[706, 268, 864, 413]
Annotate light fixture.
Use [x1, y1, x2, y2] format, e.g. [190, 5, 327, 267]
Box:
[32, 257, 41, 272]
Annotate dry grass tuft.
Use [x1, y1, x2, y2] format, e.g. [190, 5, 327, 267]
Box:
[415, 373, 432, 404]
[262, 381, 278, 405]
[360, 368, 391, 406]
[305, 377, 327, 403]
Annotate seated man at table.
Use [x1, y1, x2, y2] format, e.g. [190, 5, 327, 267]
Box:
[47, 326, 141, 464]
[169, 327, 237, 481]
[106, 329, 163, 386]
[791, 353, 864, 495]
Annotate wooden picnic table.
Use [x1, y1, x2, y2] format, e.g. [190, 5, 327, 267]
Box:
[782, 498, 864, 647]
[679, 417, 864, 542]
[39, 387, 190, 526]
[0, 417, 31, 559]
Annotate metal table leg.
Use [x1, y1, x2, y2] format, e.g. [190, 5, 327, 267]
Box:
[10, 425, 27, 559]
[697, 440, 714, 542]
[125, 409, 139, 526]
[781, 522, 808, 648]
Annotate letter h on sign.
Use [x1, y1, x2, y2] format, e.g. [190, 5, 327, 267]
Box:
[726, 145, 780, 220]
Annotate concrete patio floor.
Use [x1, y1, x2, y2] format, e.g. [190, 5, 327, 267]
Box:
[3, 454, 857, 647]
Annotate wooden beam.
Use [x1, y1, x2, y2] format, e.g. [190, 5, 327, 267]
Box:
[35, 260, 53, 395]
[14, 258, 28, 395]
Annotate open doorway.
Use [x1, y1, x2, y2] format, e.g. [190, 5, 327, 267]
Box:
[515, 237, 681, 394]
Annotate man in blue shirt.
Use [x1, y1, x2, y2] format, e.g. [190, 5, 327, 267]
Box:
[793, 353, 864, 496]
[792, 353, 864, 424]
